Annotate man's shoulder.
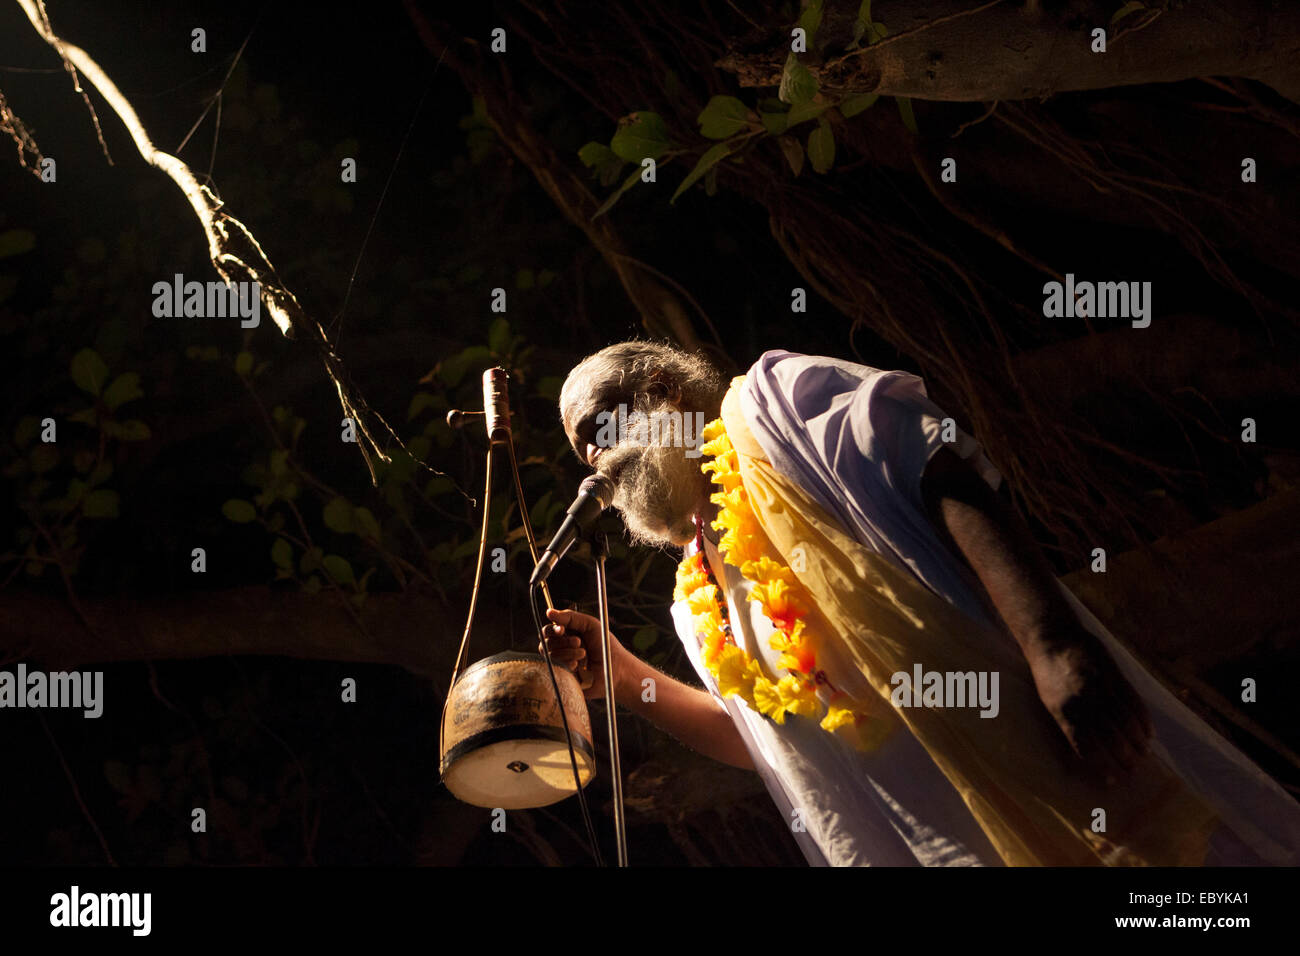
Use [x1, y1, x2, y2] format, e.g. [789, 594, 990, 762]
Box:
[743, 351, 914, 411]
[747, 349, 887, 377]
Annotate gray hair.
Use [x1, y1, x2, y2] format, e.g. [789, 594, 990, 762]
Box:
[559, 340, 728, 449]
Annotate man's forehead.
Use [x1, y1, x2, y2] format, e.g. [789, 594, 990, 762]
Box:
[561, 374, 622, 430]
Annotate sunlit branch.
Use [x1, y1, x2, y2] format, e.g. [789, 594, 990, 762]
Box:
[13, 0, 467, 494]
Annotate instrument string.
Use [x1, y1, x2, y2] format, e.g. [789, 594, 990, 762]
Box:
[441, 372, 605, 865]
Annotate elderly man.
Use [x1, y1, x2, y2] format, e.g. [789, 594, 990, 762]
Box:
[542, 340, 1300, 866]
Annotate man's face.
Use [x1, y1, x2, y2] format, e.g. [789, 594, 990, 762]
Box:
[562, 388, 712, 549]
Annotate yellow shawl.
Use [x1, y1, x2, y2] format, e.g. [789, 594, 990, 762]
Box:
[719, 377, 1218, 865]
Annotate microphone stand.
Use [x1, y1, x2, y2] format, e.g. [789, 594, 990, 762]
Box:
[590, 530, 628, 866]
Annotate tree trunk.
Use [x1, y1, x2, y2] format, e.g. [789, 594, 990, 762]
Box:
[718, 1, 1300, 104]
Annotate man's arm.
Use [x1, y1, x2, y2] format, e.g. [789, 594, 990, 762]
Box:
[919, 447, 1152, 780]
[616, 656, 757, 772]
[542, 606, 756, 772]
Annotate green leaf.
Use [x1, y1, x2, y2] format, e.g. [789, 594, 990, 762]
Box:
[69, 408, 98, 426]
[760, 109, 789, 135]
[488, 317, 511, 353]
[777, 136, 804, 177]
[222, 499, 256, 523]
[102, 372, 143, 410]
[82, 489, 119, 518]
[671, 142, 734, 203]
[437, 345, 493, 387]
[578, 141, 617, 167]
[269, 448, 289, 477]
[529, 491, 554, 532]
[632, 626, 658, 651]
[798, 0, 824, 44]
[896, 96, 918, 134]
[234, 351, 254, 377]
[779, 52, 819, 106]
[807, 121, 835, 173]
[299, 547, 324, 575]
[407, 435, 431, 461]
[71, 349, 109, 397]
[357, 567, 376, 594]
[407, 392, 439, 422]
[592, 166, 644, 220]
[354, 506, 381, 540]
[271, 537, 293, 570]
[851, 17, 868, 47]
[839, 92, 879, 118]
[869, 21, 888, 43]
[450, 538, 479, 563]
[697, 96, 750, 139]
[1111, 1, 1145, 24]
[322, 554, 355, 585]
[609, 111, 670, 162]
[323, 496, 355, 534]
[786, 100, 828, 128]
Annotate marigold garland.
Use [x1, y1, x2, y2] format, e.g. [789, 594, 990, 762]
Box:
[675, 417, 883, 750]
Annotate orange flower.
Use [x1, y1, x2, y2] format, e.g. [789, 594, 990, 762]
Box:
[778, 641, 817, 675]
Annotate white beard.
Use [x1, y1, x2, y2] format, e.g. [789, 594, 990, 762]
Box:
[597, 404, 712, 549]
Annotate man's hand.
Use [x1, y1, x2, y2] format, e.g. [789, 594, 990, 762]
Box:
[538, 607, 629, 702]
[1023, 628, 1154, 784]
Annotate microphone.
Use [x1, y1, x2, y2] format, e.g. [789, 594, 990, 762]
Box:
[445, 409, 484, 429]
[529, 473, 616, 587]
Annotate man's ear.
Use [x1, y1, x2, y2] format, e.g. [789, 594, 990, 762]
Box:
[647, 370, 683, 405]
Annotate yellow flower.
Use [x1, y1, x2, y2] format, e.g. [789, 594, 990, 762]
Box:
[681, 415, 891, 750]
[700, 431, 732, 459]
[685, 581, 719, 612]
[674, 568, 711, 603]
[741, 555, 797, 588]
[820, 705, 858, 733]
[777, 675, 820, 719]
[752, 674, 787, 724]
[709, 486, 748, 517]
[767, 618, 805, 654]
[701, 625, 727, 665]
[749, 577, 808, 629]
[716, 508, 764, 567]
[714, 645, 758, 708]
[777, 642, 817, 675]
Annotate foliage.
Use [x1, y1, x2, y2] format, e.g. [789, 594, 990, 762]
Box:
[576, 2, 917, 214]
[3, 347, 148, 582]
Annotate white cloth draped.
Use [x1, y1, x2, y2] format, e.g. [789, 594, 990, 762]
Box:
[668, 350, 1300, 865]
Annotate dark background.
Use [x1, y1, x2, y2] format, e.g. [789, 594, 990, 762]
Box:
[1, 0, 1297, 866]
